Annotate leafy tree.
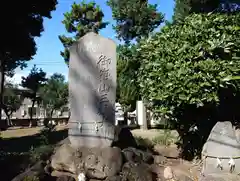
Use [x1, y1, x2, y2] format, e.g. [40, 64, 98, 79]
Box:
[0, 0, 57, 121]
[173, 0, 240, 23]
[138, 13, 240, 159]
[107, 0, 164, 43]
[21, 65, 47, 127]
[116, 44, 141, 112]
[110, 0, 164, 117]
[39, 73, 68, 118]
[2, 83, 22, 126]
[59, 1, 109, 65]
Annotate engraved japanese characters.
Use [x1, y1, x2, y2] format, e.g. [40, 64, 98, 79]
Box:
[68, 32, 116, 148]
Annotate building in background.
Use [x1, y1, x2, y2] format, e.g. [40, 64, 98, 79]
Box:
[1, 87, 69, 120]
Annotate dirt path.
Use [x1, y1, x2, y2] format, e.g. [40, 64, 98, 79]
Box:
[131, 129, 179, 140]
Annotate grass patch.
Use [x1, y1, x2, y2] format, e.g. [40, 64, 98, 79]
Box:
[134, 129, 178, 149]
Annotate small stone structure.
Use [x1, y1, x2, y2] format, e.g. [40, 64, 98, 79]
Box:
[200, 121, 240, 180]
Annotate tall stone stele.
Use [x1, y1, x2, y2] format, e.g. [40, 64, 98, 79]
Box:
[68, 32, 117, 148]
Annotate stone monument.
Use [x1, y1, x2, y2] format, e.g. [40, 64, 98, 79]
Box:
[68, 32, 116, 148]
[200, 121, 240, 178]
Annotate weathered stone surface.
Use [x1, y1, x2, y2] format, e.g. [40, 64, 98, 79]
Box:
[163, 166, 174, 180]
[153, 155, 167, 165]
[51, 144, 122, 180]
[201, 121, 240, 175]
[122, 147, 153, 164]
[85, 147, 122, 179]
[51, 144, 77, 174]
[121, 162, 152, 181]
[199, 173, 240, 181]
[51, 171, 76, 179]
[153, 145, 180, 158]
[105, 176, 122, 181]
[11, 161, 47, 181]
[56, 175, 76, 181]
[68, 32, 117, 148]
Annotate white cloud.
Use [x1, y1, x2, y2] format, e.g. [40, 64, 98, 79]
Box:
[6, 71, 29, 86]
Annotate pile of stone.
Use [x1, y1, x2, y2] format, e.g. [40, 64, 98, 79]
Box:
[11, 127, 197, 181]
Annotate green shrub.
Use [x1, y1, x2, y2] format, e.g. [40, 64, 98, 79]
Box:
[138, 13, 240, 121]
[23, 176, 40, 181]
[29, 145, 54, 163]
[137, 13, 240, 159]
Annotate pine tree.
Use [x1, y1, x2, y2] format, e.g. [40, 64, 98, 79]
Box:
[59, 1, 108, 65]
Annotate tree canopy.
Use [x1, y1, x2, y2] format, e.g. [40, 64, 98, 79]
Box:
[59, 1, 108, 65]
[0, 0, 57, 121]
[137, 12, 240, 159]
[109, 0, 164, 112]
[0, 1, 57, 75]
[21, 65, 47, 125]
[40, 73, 68, 118]
[107, 0, 164, 43]
[173, 0, 240, 23]
[138, 13, 240, 120]
[116, 44, 141, 111]
[3, 83, 22, 125]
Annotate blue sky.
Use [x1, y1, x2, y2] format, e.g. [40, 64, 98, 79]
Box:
[11, 0, 175, 84]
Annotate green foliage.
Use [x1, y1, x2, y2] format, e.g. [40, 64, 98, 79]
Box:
[3, 83, 22, 121]
[23, 176, 40, 181]
[173, 0, 240, 23]
[117, 44, 141, 111]
[39, 73, 68, 118]
[138, 13, 240, 122]
[29, 144, 54, 164]
[21, 65, 47, 121]
[59, 1, 109, 65]
[107, 0, 164, 43]
[0, 1, 57, 75]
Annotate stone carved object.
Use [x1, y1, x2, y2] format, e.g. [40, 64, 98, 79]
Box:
[68, 32, 117, 148]
[201, 121, 240, 176]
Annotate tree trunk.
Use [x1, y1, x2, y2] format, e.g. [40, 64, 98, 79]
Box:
[50, 109, 54, 118]
[29, 100, 35, 127]
[0, 60, 5, 124]
[6, 113, 11, 127]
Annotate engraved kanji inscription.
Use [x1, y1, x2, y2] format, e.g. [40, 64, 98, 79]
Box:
[98, 83, 110, 92]
[97, 54, 111, 70]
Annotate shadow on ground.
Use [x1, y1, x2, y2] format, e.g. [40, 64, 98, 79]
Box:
[0, 129, 68, 181]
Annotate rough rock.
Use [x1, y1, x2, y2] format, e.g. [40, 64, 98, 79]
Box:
[153, 145, 180, 158]
[121, 162, 152, 181]
[84, 147, 122, 179]
[51, 171, 76, 179]
[153, 155, 167, 165]
[201, 121, 240, 175]
[163, 166, 174, 180]
[199, 173, 240, 181]
[56, 175, 76, 181]
[122, 147, 154, 164]
[51, 144, 122, 180]
[11, 161, 47, 181]
[105, 176, 122, 181]
[51, 143, 77, 173]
